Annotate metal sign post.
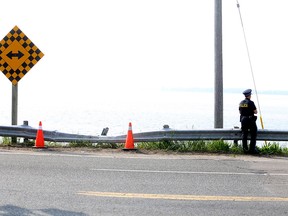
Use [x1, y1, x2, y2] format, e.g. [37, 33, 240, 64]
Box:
[0, 26, 44, 143]
[11, 84, 18, 143]
[12, 84, 18, 126]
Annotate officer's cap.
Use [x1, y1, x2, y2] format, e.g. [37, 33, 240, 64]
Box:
[243, 89, 252, 97]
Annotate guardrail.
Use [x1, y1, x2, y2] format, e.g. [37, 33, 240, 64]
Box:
[0, 125, 288, 143]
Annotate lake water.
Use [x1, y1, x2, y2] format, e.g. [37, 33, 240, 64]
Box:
[1, 91, 288, 142]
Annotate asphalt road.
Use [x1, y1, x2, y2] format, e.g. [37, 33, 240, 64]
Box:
[0, 149, 288, 216]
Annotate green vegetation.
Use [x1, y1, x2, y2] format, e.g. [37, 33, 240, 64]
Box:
[137, 140, 236, 153]
[260, 142, 288, 155]
[134, 140, 288, 156]
[0, 137, 35, 146]
[1, 136, 287, 156]
[0, 137, 11, 145]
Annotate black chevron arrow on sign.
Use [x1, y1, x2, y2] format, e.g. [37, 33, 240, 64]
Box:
[6, 51, 24, 60]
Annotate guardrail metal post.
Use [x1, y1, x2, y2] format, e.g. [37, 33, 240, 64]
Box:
[23, 121, 29, 144]
[233, 126, 240, 146]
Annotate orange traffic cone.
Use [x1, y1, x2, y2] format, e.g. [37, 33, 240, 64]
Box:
[34, 121, 45, 148]
[123, 122, 136, 151]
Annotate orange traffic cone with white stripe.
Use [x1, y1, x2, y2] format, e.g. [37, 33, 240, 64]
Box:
[34, 121, 45, 148]
[123, 122, 136, 151]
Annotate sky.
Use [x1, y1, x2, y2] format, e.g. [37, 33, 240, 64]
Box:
[0, 0, 288, 129]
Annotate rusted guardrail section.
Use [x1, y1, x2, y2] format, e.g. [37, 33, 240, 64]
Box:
[0, 125, 288, 143]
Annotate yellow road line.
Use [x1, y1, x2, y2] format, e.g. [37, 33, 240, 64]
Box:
[77, 191, 288, 202]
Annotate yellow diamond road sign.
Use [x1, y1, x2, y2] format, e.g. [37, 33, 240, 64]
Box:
[0, 26, 44, 85]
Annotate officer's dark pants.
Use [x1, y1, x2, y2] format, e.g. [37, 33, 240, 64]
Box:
[241, 117, 257, 152]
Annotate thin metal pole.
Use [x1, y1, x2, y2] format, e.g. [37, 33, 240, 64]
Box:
[12, 84, 18, 125]
[236, 1, 264, 129]
[12, 83, 18, 143]
[214, 0, 223, 128]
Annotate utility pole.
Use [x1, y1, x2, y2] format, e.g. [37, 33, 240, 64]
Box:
[214, 0, 223, 128]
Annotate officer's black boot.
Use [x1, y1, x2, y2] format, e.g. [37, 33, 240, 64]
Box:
[249, 144, 259, 155]
[249, 130, 259, 154]
[243, 143, 249, 153]
[242, 133, 249, 153]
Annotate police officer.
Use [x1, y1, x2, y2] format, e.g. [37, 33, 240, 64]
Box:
[239, 89, 258, 154]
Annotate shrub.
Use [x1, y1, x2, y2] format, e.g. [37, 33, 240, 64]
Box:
[207, 140, 230, 153]
[260, 142, 284, 155]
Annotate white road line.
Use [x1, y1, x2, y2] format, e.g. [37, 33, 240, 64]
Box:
[91, 168, 288, 176]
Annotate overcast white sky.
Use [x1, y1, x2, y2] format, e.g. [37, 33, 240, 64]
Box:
[0, 0, 288, 109]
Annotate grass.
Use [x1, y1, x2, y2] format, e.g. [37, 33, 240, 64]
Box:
[260, 142, 288, 155]
[137, 140, 288, 156]
[0, 137, 11, 145]
[0, 136, 287, 156]
[137, 140, 236, 154]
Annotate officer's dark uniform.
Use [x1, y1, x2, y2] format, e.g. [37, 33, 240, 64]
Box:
[239, 89, 258, 154]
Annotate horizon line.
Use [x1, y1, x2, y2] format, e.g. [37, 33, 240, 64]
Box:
[162, 87, 288, 95]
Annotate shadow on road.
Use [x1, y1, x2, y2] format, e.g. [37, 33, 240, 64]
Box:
[0, 205, 88, 216]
